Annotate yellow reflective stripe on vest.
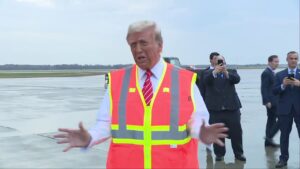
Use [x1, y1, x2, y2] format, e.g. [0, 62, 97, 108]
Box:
[144, 106, 152, 169]
[191, 73, 197, 114]
[178, 124, 187, 132]
[112, 137, 192, 146]
[151, 137, 192, 145]
[111, 124, 186, 132]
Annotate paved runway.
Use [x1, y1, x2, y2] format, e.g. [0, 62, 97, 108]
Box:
[0, 71, 299, 168]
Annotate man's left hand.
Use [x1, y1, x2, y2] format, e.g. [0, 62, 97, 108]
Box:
[291, 78, 300, 87]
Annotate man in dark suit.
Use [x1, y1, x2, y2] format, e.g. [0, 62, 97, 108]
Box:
[196, 52, 220, 154]
[196, 52, 219, 98]
[260, 55, 280, 147]
[273, 51, 300, 168]
[203, 55, 246, 162]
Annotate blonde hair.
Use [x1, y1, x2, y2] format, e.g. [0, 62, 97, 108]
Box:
[126, 20, 163, 44]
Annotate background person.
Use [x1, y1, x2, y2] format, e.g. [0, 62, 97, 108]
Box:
[273, 51, 300, 168]
[260, 55, 280, 147]
[203, 55, 246, 162]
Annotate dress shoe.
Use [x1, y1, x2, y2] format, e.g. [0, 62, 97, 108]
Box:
[235, 154, 246, 162]
[215, 156, 224, 161]
[265, 138, 280, 147]
[275, 160, 287, 168]
[265, 140, 280, 148]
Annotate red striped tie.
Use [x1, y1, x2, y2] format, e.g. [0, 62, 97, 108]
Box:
[142, 70, 153, 106]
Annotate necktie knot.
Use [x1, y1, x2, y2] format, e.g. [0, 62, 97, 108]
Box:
[217, 73, 223, 79]
[146, 70, 152, 78]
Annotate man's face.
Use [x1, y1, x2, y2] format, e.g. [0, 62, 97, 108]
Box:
[127, 27, 162, 70]
[210, 56, 218, 66]
[269, 58, 279, 69]
[286, 53, 298, 69]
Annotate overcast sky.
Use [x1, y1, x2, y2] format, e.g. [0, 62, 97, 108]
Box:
[0, 0, 299, 65]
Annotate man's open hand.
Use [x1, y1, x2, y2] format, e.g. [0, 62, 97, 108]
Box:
[199, 120, 228, 146]
[54, 122, 92, 152]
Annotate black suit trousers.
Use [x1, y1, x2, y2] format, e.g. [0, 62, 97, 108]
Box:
[278, 106, 300, 162]
[209, 109, 244, 157]
[266, 106, 280, 139]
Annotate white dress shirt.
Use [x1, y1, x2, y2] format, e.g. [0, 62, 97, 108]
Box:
[267, 66, 275, 74]
[288, 67, 297, 74]
[87, 58, 210, 148]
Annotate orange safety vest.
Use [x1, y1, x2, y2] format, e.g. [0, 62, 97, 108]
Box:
[107, 62, 199, 169]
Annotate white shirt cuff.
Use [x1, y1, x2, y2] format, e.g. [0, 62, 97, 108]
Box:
[281, 84, 286, 90]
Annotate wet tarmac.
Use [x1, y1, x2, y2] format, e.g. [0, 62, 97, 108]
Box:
[0, 69, 299, 168]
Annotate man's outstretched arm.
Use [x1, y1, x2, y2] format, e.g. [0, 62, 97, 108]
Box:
[54, 89, 112, 152]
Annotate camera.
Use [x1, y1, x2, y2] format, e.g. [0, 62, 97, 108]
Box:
[217, 59, 224, 66]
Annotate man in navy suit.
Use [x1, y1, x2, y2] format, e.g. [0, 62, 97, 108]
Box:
[273, 51, 300, 168]
[260, 55, 280, 147]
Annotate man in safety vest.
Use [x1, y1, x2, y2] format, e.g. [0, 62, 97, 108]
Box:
[54, 20, 228, 169]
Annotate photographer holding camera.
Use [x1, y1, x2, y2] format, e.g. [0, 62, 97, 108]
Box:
[203, 55, 246, 162]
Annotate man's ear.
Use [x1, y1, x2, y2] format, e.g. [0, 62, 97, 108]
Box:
[158, 41, 163, 48]
[158, 42, 163, 53]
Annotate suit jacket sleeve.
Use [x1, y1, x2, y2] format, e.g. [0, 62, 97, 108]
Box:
[203, 69, 215, 86]
[196, 70, 206, 97]
[273, 73, 284, 95]
[261, 71, 271, 105]
[228, 69, 240, 84]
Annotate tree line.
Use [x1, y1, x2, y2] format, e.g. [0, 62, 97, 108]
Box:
[0, 64, 293, 70]
[0, 64, 132, 70]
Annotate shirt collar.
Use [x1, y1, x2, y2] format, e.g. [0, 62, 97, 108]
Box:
[288, 67, 297, 73]
[267, 66, 275, 72]
[137, 57, 165, 81]
[209, 65, 214, 70]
